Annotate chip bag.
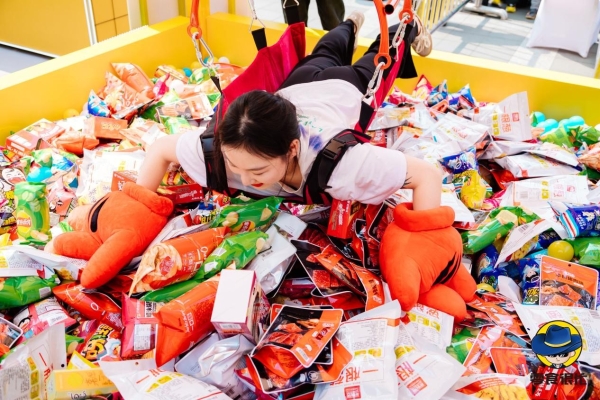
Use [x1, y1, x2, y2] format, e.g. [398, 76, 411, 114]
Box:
[112, 62, 155, 100]
[538, 256, 597, 309]
[0, 268, 59, 308]
[551, 202, 600, 238]
[99, 72, 151, 119]
[13, 297, 76, 342]
[80, 323, 122, 364]
[14, 182, 51, 243]
[130, 227, 227, 294]
[443, 374, 529, 400]
[121, 295, 163, 359]
[211, 196, 282, 233]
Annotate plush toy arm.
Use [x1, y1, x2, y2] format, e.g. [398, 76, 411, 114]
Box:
[52, 231, 101, 260]
[393, 203, 455, 232]
[80, 230, 142, 289]
[418, 284, 469, 321]
[122, 182, 173, 217]
[386, 256, 422, 313]
[445, 264, 477, 304]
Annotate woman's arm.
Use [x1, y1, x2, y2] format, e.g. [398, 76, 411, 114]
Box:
[403, 155, 443, 210]
[327, 145, 442, 209]
[136, 134, 181, 191]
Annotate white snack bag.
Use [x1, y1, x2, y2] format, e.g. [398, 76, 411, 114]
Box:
[423, 113, 490, 151]
[272, 212, 307, 240]
[403, 303, 454, 350]
[480, 140, 536, 160]
[513, 303, 600, 366]
[76, 149, 145, 205]
[102, 358, 231, 400]
[314, 301, 402, 400]
[472, 92, 532, 141]
[506, 175, 590, 208]
[495, 153, 580, 178]
[494, 218, 554, 266]
[247, 226, 297, 294]
[389, 186, 473, 224]
[526, 142, 579, 167]
[175, 333, 254, 400]
[441, 373, 529, 400]
[2, 245, 87, 281]
[395, 322, 465, 399]
[0, 324, 67, 400]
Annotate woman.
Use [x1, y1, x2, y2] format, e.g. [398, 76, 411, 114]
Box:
[137, 11, 441, 210]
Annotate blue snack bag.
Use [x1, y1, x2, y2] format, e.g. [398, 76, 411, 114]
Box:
[426, 80, 448, 107]
[551, 202, 600, 238]
[87, 90, 111, 117]
[519, 249, 547, 305]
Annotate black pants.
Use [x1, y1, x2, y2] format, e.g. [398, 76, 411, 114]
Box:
[281, 0, 345, 31]
[279, 20, 418, 94]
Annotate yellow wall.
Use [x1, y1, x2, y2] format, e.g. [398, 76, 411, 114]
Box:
[92, 0, 131, 41]
[0, 0, 90, 55]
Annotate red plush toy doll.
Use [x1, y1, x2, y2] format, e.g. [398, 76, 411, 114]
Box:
[380, 203, 477, 321]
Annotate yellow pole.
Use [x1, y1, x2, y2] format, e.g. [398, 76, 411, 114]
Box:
[228, 0, 236, 14]
[178, 0, 187, 16]
[139, 0, 149, 25]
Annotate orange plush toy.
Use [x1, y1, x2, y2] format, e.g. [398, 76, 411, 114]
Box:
[51, 182, 173, 288]
[380, 203, 476, 321]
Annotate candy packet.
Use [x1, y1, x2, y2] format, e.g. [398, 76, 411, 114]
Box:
[80, 323, 122, 363]
[52, 283, 123, 331]
[130, 227, 227, 294]
[112, 62, 155, 100]
[402, 303, 454, 350]
[101, 358, 231, 400]
[513, 302, 600, 366]
[0, 268, 59, 308]
[495, 153, 580, 178]
[314, 301, 402, 400]
[13, 297, 76, 342]
[154, 278, 219, 366]
[395, 321, 465, 400]
[0, 324, 66, 400]
[211, 196, 282, 233]
[551, 202, 600, 238]
[121, 295, 163, 359]
[175, 333, 254, 399]
[539, 256, 598, 309]
[14, 181, 51, 243]
[442, 374, 530, 400]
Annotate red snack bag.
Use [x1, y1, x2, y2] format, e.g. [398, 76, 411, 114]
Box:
[121, 295, 163, 359]
[53, 283, 124, 331]
[327, 200, 364, 240]
[251, 305, 343, 379]
[99, 72, 151, 119]
[80, 323, 122, 364]
[13, 297, 76, 344]
[112, 63, 155, 100]
[154, 278, 219, 367]
[72, 319, 100, 342]
[468, 293, 527, 337]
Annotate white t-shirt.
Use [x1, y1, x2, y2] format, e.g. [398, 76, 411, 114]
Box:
[176, 80, 407, 205]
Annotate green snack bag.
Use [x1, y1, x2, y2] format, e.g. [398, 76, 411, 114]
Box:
[65, 334, 85, 355]
[197, 230, 268, 281]
[462, 207, 539, 254]
[0, 273, 59, 308]
[211, 196, 282, 233]
[141, 279, 199, 303]
[141, 90, 180, 121]
[229, 193, 254, 205]
[570, 237, 600, 266]
[539, 126, 576, 148]
[189, 66, 218, 84]
[14, 182, 50, 244]
[161, 116, 192, 135]
[576, 126, 600, 147]
[448, 327, 480, 364]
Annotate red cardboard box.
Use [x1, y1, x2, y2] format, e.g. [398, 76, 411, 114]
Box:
[327, 199, 364, 239]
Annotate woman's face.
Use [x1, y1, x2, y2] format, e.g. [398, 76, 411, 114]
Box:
[222, 146, 288, 188]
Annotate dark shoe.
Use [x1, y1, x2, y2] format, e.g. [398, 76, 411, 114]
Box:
[526, 10, 537, 19]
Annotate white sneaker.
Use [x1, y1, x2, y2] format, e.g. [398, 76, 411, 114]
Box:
[411, 14, 432, 57]
[346, 10, 365, 52]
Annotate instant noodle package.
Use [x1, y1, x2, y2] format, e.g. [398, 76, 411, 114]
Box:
[3, 56, 600, 400]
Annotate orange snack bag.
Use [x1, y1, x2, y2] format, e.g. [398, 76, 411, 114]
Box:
[154, 278, 219, 367]
[112, 63, 155, 100]
[130, 227, 227, 294]
[539, 256, 598, 309]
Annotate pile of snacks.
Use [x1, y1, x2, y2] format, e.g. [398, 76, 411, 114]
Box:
[2, 56, 600, 400]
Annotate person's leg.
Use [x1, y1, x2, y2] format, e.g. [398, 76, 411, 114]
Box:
[527, 0, 541, 18]
[315, 0, 345, 31]
[281, 0, 310, 25]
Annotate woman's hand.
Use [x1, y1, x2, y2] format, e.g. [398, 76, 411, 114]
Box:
[403, 155, 443, 210]
[136, 134, 181, 191]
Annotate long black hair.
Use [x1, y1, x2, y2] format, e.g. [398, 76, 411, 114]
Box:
[213, 90, 300, 188]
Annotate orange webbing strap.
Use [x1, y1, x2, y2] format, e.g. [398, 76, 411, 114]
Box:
[188, 0, 201, 38]
[373, 0, 391, 69]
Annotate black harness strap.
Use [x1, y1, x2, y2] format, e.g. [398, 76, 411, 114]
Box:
[283, 0, 302, 25]
[252, 28, 268, 51]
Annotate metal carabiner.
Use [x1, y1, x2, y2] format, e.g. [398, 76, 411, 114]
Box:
[247, 0, 266, 32]
[191, 31, 215, 69]
[282, 0, 300, 7]
[391, 15, 409, 50]
[362, 61, 386, 105]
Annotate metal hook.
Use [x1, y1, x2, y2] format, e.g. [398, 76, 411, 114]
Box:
[283, 0, 300, 7]
[247, 0, 266, 32]
[191, 31, 215, 69]
[391, 15, 409, 49]
[362, 61, 386, 105]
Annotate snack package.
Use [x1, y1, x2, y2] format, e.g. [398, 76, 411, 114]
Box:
[505, 175, 589, 209]
[471, 92, 531, 141]
[443, 374, 529, 400]
[52, 283, 124, 331]
[76, 149, 145, 205]
[462, 207, 539, 254]
[456, 170, 489, 210]
[495, 153, 580, 178]
[327, 199, 364, 239]
[52, 129, 100, 156]
[161, 115, 193, 135]
[14, 182, 51, 243]
[121, 295, 163, 359]
[13, 297, 76, 342]
[251, 306, 343, 378]
[65, 335, 84, 356]
[395, 322, 465, 399]
[130, 227, 227, 293]
[101, 358, 231, 400]
[0, 268, 59, 308]
[551, 202, 600, 238]
[99, 72, 151, 119]
[526, 142, 579, 167]
[87, 89, 111, 117]
[520, 252, 546, 305]
[538, 256, 598, 308]
[154, 278, 219, 367]
[175, 333, 255, 399]
[402, 303, 454, 350]
[570, 237, 600, 266]
[211, 269, 270, 344]
[80, 323, 122, 363]
[112, 62, 155, 100]
[247, 226, 297, 294]
[314, 301, 402, 400]
[489, 347, 542, 376]
[156, 93, 214, 120]
[513, 302, 600, 366]
[0, 324, 66, 400]
[0, 317, 22, 356]
[423, 113, 491, 152]
[211, 196, 282, 233]
[0, 164, 26, 227]
[47, 368, 118, 400]
[468, 294, 527, 336]
[480, 140, 537, 160]
[495, 219, 553, 266]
